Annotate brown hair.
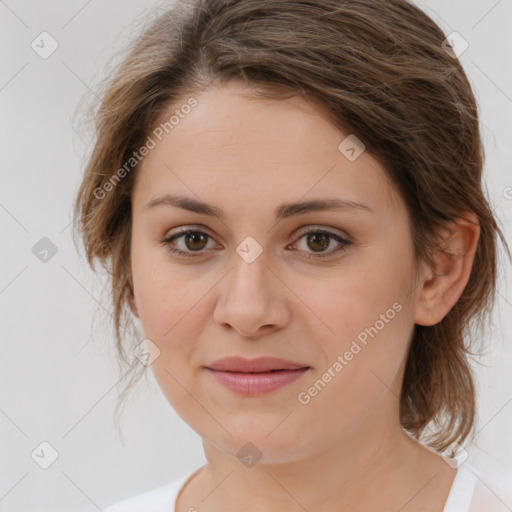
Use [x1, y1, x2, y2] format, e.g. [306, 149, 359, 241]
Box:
[73, 0, 509, 452]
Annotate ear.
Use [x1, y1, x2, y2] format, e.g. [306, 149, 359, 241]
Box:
[414, 212, 480, 326]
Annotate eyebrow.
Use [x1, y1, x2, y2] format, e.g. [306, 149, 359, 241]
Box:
[144, 194, 373, 220]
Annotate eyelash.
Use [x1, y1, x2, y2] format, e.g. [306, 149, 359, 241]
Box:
[161, 226, 352, 260]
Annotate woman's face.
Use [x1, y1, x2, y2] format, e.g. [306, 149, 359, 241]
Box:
[130, 79, 424, 463]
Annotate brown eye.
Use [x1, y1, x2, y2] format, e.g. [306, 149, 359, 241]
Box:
[305, 232, 331, 252]
[162, 226, 352, 260]
[291, 228, 352, 259]
[183, 231, 209, 251]
[162, 229, 216, 258]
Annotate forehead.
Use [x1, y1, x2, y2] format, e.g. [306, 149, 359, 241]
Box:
[133, 81, 402, 218]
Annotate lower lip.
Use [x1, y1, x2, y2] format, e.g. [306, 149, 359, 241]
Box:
[206, 368, 310, 395]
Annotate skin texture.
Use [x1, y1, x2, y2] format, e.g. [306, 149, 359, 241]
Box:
[129, 79, 480, 512]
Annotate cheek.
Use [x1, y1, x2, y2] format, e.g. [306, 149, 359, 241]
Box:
[296, 284, 411, 438]
[310, 253, 414, 396]
[131, 248, 187, 363]
[131, 252, 205, 409]
[132, 243, 192, 328]
[130, 247, 217, 383]
[315, 263, 406, 347]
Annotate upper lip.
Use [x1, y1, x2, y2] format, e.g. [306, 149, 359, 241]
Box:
[205, 356, 309, 373]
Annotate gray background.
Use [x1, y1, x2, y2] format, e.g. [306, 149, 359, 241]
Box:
[1, 0, 511, 510]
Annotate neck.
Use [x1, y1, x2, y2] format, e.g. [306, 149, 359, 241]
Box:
[177, 420, 455, 512]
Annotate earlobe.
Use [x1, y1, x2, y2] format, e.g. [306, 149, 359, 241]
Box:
[413, 213, 480, 326]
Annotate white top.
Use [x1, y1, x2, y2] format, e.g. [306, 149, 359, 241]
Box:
[103, 462, 512, 512]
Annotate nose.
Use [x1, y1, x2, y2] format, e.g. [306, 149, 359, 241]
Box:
[213, 250, 291, 338]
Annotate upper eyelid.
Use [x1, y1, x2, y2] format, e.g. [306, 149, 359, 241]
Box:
[164, 225, 351, 248]
[292, 225, 351, 240]
[164, 225, 350, 244]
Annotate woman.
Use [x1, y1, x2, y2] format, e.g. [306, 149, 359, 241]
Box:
[74, 0, 511, 510]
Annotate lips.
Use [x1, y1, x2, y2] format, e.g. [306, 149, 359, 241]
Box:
[204, 357, 311, 395]
[205, 356, 309, 373]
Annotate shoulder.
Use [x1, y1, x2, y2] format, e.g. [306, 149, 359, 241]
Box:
[444, 462, 512, 512]
[103, 470, 197, 512]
